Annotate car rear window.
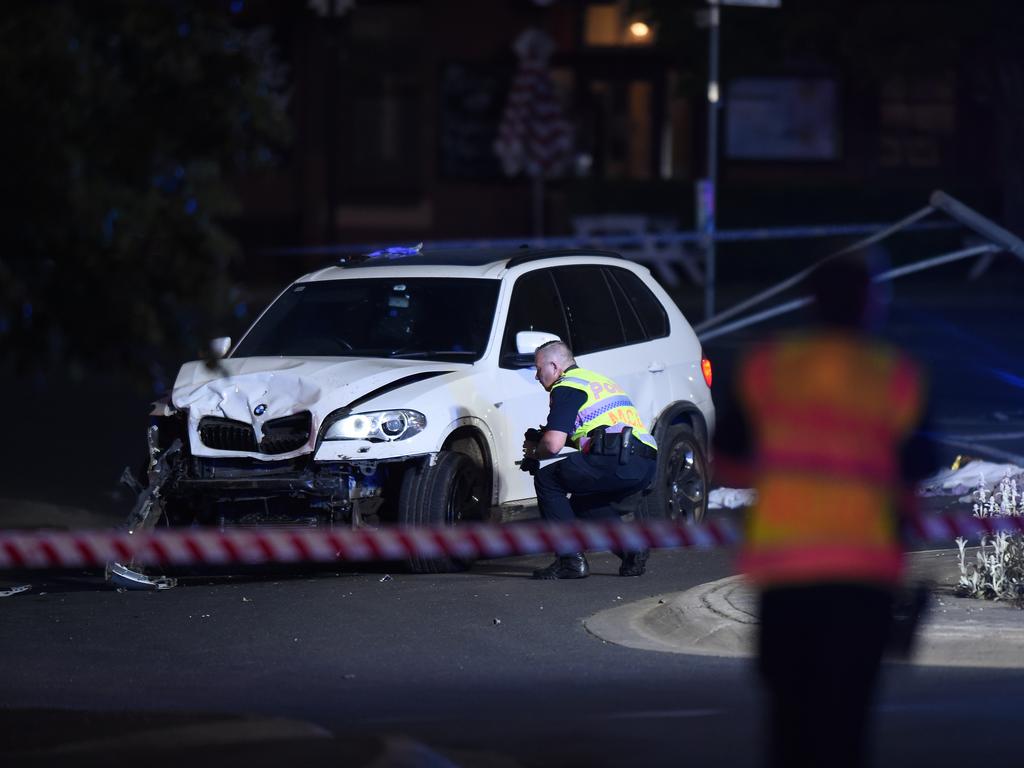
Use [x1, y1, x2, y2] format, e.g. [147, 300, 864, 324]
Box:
[552, 266, 626, 354]
[607, 268, 669, 340]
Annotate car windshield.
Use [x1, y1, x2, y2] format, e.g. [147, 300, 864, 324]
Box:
[233, 277, 500, 362]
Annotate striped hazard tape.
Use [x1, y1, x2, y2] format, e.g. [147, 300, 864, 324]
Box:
[0, 519, 738, 571]
[0, 512, 1022, 571]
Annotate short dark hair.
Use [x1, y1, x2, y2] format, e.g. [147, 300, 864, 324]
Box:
[535, 339, 572, 356]
[535, 340, 575, 366]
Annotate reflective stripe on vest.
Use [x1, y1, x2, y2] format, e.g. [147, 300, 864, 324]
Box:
[738, 334, 924, 586]
[552, 367, 656, 451]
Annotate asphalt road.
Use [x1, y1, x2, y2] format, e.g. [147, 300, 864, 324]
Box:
[2, 537, 1024, 767]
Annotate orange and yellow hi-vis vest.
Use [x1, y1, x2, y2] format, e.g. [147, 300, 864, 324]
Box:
[736, 333, 925, 587]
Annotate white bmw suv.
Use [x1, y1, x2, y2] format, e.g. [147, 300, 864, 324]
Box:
[132, 248, 715, 571]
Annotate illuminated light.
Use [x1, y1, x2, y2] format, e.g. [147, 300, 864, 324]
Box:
[701, 358, 713, 388]
[323, 410, 427, 442]
[629, 21, 650, 39]
[366, 243, 423, 259]
[708, 81, 720, 104]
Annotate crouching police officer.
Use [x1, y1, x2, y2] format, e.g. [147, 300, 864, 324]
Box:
[522, 340, 658, 580]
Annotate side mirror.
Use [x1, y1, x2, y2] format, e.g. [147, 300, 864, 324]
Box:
[515, 330, 560, 355]
[500, 330, 561, 369]
[209, 336, 232, 360]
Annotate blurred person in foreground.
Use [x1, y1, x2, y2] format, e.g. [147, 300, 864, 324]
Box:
[714, 254, 934, 768]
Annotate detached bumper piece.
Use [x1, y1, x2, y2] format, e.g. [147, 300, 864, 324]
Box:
[106, 561, 178, 591]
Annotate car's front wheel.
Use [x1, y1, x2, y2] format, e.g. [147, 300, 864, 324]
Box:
[397, 451, 487, 573]
[639, 423, 708, 523]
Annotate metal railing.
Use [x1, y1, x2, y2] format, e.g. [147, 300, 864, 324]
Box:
[694, 190, 1024, 342]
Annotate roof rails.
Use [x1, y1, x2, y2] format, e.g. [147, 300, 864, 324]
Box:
[504, 248, 624, 269]
[318, 246, 626, 272]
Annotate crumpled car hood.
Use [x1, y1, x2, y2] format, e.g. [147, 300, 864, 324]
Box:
[171, 357, 460, 458]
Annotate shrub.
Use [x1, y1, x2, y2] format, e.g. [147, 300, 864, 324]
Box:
[955, 475, 1024, 604]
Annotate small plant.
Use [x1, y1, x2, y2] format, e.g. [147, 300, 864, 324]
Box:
[955, 474, 1024, 605]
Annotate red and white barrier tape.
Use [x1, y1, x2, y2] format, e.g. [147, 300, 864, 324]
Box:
[0, 519, 737, 570]
[0, 512, 1022, 571]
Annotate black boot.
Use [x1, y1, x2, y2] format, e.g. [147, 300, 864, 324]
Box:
[618, 549, 649, 577]
[532, 553, 590, 580]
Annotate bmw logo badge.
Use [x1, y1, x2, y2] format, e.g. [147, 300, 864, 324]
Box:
[253, 404, 267, 416]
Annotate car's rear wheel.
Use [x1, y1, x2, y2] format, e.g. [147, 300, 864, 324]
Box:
[398, 451, 487, 573]
[639, 423, 708, 523]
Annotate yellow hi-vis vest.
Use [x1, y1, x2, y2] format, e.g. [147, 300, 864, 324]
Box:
[552, 367, 657, 452]
[736, 333, 925, 587]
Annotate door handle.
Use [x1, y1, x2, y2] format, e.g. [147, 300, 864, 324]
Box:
[648, 361, 665, 373]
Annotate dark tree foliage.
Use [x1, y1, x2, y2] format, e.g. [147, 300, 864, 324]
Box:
[0, 0, 289, 384]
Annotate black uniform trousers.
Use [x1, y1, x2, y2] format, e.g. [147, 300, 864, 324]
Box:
[534, 450, 656, 537]
[758, 583, 894, 768]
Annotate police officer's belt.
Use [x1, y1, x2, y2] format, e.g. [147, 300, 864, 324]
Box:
[586, 427, 657, 460]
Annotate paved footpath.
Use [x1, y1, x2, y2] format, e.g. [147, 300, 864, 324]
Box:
[586, 548, 1024, 668]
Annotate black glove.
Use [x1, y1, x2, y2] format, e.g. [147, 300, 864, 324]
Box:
[519, 457, 540, 475]
[524, 426, 544, 443]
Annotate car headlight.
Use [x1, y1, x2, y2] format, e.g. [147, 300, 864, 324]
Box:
[322, 410, 426, 442]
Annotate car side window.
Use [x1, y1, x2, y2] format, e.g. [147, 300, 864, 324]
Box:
[500, 270, 570, 363]
[603, 268, 645, 345]
[608, 268, 669, 340]
[552, 266, 626, 354]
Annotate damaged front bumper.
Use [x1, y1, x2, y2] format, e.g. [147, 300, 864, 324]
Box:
[124, 418, 430, 530]
[109, 412, 432, 589]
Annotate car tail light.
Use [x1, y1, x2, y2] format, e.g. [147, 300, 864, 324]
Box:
[701, 358, 713, 388]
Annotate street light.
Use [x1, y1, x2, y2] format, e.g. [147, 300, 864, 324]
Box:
[702, 0, 780, 320]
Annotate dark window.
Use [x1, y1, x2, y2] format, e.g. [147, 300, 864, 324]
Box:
[500, 271, 569, 363]
[234, 278, 499, 363]
[603, 268, 645, 345]
[552, 266, 625, 354]
[608, 269, 669, 339]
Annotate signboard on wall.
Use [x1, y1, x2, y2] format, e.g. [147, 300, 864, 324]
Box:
[726, 77, 838, 160]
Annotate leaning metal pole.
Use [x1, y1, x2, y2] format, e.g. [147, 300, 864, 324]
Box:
[694, 204, 937, 334]
[696, 243, 1000, 343]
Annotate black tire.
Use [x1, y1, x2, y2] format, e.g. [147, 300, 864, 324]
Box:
[398, 451, 487, 574]
[639, 423, 709, 523]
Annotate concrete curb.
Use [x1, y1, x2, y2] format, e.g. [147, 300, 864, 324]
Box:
[585, 550, 1024, 668]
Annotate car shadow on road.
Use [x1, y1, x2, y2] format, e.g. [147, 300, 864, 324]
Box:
[468, 557, 627, 579]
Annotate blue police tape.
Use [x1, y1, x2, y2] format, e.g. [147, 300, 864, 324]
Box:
[260, 221, 959, 258]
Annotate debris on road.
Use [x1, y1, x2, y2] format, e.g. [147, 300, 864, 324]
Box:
[0, 584, 31, 598]
[106, 561, 177, 591]
[709, 487, 757, 509]
[379, 574, 393, 583]
[493, 618, 501, 625]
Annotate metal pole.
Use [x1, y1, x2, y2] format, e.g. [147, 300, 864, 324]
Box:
[694, 204, 936, 334]
[697, 243, 1000, 343]
[930, 190, 1024, 261]
[704, 0, 720, 320]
